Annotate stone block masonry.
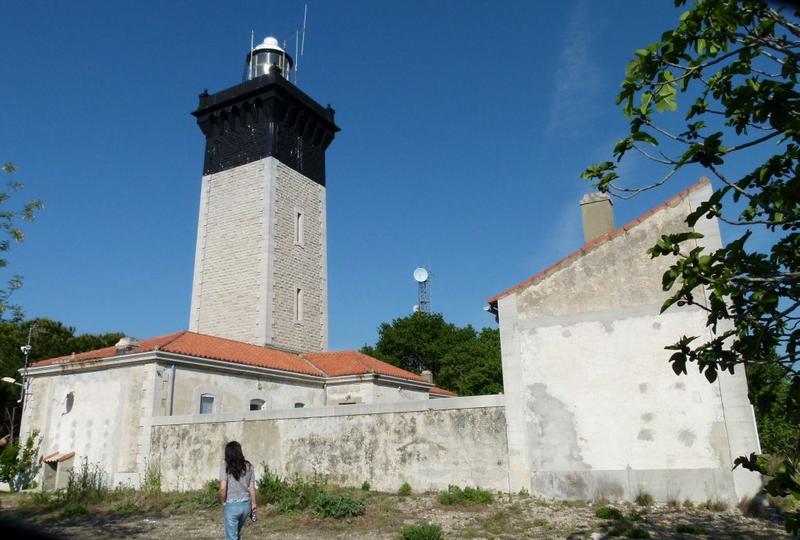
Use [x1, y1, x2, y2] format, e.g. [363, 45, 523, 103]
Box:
[149, 395, 509, 493]
[189, 157, 327, 351]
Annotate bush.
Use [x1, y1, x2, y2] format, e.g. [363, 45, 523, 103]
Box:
[276, 475, 325, 513]
[401, 522, 443, 540]
[398, 482, 412, 496]
[361, 480, 370, 491]
[437, 485, 493, 506]
[0, 431, 40, 492]
[634, 492, 654, 507]
[625, 527, 651, 538]
[256, 465, 288, 504]
[595, 506, 625, 521]
[311, 491, 365, 519]
[61, 502, 88, 518]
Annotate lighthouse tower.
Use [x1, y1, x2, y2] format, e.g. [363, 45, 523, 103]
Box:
[188, 36, 339, 352]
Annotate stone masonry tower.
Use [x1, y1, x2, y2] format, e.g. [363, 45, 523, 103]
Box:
[188, 37, 339, 352]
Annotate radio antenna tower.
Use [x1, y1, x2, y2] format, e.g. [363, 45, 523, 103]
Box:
[413, 267, 431, 313]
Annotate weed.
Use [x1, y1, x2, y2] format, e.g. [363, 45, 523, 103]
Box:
[532, 518, 548, 527]
[682, 499, 695, 510]
[141, 460, 161, 498]
[398, 482, 412, 497]
[626, 527, 651, 538]
[400, 522, 443, 540]
[61, 502, 88, 518]
[256, 465, 288, 504]
[482, 510, 510, 533]
[361, 480, 370, 492]
[627, 511, 644, 522]
[667, 499, 681, 510]
[596, 506, 625, 521]
[634, 492, 654, 507]
[311, 491, 365, 519]
[676, 523, 706, 534]
[376, 496, 397, 513]
[517, 488, 530, 498]
[437, 485, 493, 506]
[701, 499, 728, 512]
[276, 475, 325, 512]
[65, 459, 109, 504]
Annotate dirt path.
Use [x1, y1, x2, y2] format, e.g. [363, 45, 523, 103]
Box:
[1, 493, 792, 539]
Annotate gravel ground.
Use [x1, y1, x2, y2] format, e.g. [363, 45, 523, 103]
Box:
[0, 492, 793, 539]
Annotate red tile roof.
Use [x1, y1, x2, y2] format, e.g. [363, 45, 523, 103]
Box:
[430, 386, 457, 397]
[30, 332, 429, 383]
[302, 350, 428, 382]
[487, 179, 710, 305]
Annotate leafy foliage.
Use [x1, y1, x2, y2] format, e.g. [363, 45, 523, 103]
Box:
[0, 429, 39, 491]
[397, 482, 412, 496]
[400, 522, 444, 540]
[362, 312, 502, 395]
[596, 506, 625, 521]
[437, 485, 494, 506]
[0, 163, 43, 322]
[581, 0, 800, 531]
[311, 491, 365, 519]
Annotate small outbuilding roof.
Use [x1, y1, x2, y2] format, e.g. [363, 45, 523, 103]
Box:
[487, 179, 710, 311]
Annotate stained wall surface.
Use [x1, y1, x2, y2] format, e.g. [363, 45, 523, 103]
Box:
[497, 181, 761, 503]
[20, 363, 157, 486]
[149, 395, 508, 493]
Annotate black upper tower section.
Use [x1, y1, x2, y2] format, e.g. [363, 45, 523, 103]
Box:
[193, 64, 339, 186]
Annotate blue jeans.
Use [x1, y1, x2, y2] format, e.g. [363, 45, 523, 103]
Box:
[223, 499, 251, 540]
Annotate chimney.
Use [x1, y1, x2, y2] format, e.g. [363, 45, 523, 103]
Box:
[580, 193, 614, 244]
[420, 370, 433, 384]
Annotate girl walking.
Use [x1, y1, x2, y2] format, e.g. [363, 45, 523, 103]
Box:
[218, 441, 257, 539]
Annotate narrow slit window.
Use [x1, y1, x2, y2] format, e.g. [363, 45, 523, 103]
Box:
[199, 394, 214, 414]
[295, 288, 303, 322]
[294, 211, 304, 245]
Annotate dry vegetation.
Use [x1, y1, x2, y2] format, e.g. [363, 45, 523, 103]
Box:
[0, 487, 794, 539]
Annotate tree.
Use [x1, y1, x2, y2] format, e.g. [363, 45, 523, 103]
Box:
[0, 163, 43, 321]
[361, 312, 503, 395]
[0, 429, 39, 491]
[581, 0, 799, 530]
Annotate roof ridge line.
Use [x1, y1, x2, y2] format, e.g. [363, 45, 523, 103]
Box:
[487, 178, 711, 305]
[155, 330, 189, 351]
[298, 353, 329, 377]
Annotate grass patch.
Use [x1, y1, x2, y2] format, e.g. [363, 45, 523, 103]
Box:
[482, 510, 510, 534]
[532, 518, 548, 527]
[361, 481, 370, 492]
[61, 502, 88, 518]
[676, 523, 707, 534]
[437, 485, 493, 506]
[398, 482, 412, 497]
[401, 522, 443, 540]
[700, 499, 728, 512]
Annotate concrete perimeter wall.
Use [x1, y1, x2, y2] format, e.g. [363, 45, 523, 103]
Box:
[149, 395, 508, 493]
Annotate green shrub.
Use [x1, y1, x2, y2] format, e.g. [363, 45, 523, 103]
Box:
[595, 506, 625, 520]
[398, 482, 412, 496]
[0, 431, 40, 492]
[676, 524, 706, 534]
[400, 522, 443, 540]
[634, 492, 654, 507]
[625, 527, 651, 539]
[61, 502, 88, 518]
[256, 465, 288, 504]
[361, 480, 370, 491]
[276, 474, 325, 513]
[311, 491, 365, 519]
[437, 485, 493, 506]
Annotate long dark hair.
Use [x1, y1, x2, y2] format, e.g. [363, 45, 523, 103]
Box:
[224, 441, 250, 481]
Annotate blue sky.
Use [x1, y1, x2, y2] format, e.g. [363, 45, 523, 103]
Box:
[1, 0, 722, 350]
